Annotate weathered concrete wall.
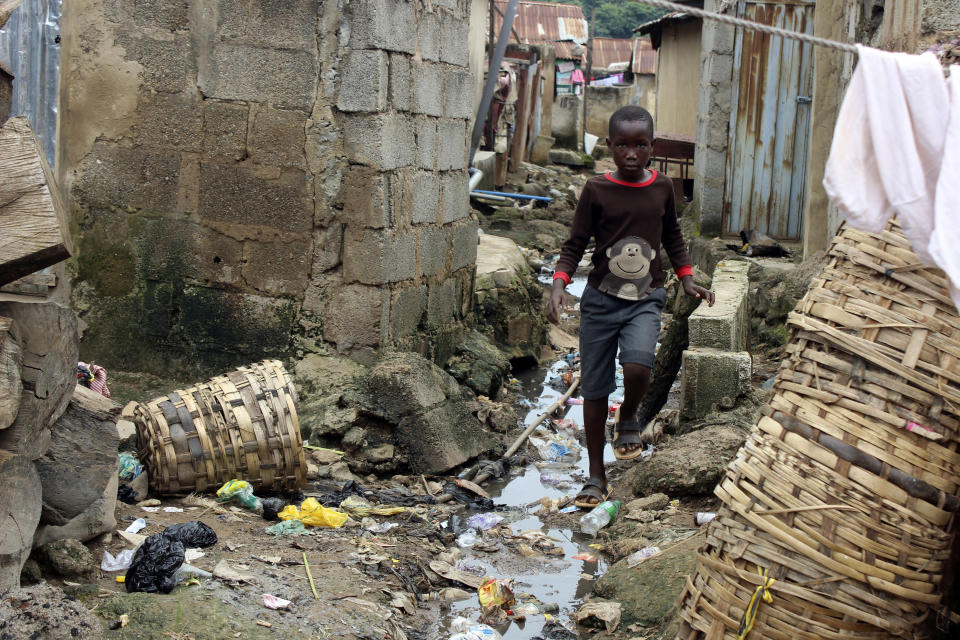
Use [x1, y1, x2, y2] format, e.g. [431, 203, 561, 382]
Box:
[552, 94, 582, 149]
[585, 84, 636, 139]
[537, 45, 556, 139]
[58, 0, 477, 373]
[633, 74, 656, 120]
[691, 3, 733, 237]
[655, 19, 702, 137]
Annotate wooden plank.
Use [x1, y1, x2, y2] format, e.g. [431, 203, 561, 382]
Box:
[0, 315, 21, 429]
[0, 271, 57, 296]
[0, 116, 72, 286]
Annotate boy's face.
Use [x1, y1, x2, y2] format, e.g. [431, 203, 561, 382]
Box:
[607, 119, 654, 182]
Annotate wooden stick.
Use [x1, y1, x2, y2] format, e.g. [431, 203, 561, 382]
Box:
[302, 552, 319, 600]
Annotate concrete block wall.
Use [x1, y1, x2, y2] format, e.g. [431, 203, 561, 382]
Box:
[691, 0, 736, 236]
[59, 0, 477, 372]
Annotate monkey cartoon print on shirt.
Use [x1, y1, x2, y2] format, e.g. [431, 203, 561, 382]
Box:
[598, 236, 657, 301]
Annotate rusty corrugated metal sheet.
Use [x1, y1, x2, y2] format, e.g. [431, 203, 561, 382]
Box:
[632, 36, 657, 74]
[723, 0, 815, 241]
[550, 41, 583, 60]
[592, 37, 633, 71]
[494, 0, 588, 46]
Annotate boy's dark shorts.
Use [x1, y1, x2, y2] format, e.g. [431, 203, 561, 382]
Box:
[578, 285, 666, 400]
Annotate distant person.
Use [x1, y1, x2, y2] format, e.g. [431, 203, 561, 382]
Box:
[546, 105, 714, 508]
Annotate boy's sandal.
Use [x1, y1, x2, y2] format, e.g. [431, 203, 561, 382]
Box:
[613, 417, 647, 461]
[574, 478, 609, 509]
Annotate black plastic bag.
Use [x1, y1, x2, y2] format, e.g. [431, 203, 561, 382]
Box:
[162, 521, 218, 548]
[261, 497, 286, 521]
[125, 534, 185, 593]
[117, 484, 138, 504]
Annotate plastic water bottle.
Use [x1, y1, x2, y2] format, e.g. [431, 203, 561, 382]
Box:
[579, 499, 622, 536]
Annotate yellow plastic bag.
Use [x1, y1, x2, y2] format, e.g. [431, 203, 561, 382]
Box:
[340, 495, 406, 517]
[278, 498, 348, 528]
[478, 577, 516, 612]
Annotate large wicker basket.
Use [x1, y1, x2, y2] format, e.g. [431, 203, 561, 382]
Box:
[135, 360, 307, 496]
[677, 220, 960, 639]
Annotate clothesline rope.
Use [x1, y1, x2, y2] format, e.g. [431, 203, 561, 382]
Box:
[633, 0, 859, 54]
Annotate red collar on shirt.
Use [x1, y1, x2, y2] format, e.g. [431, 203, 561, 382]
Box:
[605, 170, 658, 187]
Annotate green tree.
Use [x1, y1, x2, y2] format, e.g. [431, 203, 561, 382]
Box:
[554, 0, 666, 39]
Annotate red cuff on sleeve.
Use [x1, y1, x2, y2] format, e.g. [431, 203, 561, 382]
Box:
[553, 271, 571, 286]
[675, 265, 693, 279]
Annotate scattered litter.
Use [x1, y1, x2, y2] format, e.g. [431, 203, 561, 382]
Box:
[559, 505, 578, 513]
[565, 398, 583, 405]
[125, 518, 147, 534]
[467, 513, 504, 531]
[174, 563, 213, 582]
[141, 507, 160, 512]
[695, 512, 717, 525]
[434, 587, 471, 601]
[626, 546, 661, 567]
[262, 594, 291, 610]
[571, 553, 597, 562]
[256, 620, 272, 628]
[261, 497, 286, 521]
[137, 499, 161, 507]
[454, 478, 491, 499]
[213, 559, 254, 583]
[124, 533, 185, 594]
[118, 453, 143, 482]
[449, 616, 502, 640]
[184, 549, 205, 563]
[101, 549, 135, 572]
[117, 530, 146, 547]
[478, 577, 516, 614]
[580, 499, 622, 536]
[340, 495, 406, 517]
[575, 600, 622, 632]
[117, 484, 138, 504]
[162, 507, 184, 513]
[278, 498, 348, 528]
[163, 521, 218, 547]
[216, 479, 263, 512]
[456, 530, 480, 548]
[365, 521, 399, 534]
[265, 520, 310, 536]
[429, 560, 483, 589]
[387, 590, 415, 615]
[639, 443, 655, 461]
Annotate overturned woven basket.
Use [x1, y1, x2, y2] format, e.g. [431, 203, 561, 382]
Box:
[677, 220, 960, 639]
[135, 359, 307, 496]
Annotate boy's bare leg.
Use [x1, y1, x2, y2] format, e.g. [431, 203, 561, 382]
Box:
[579, 397, 610, 505]
[616, 363, 651, 456]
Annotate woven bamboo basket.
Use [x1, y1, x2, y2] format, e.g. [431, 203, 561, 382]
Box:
[677, 220, 960, 639]
[134, 359, 307, 496]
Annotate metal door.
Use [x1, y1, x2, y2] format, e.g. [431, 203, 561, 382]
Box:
[723, 0, 815, 240]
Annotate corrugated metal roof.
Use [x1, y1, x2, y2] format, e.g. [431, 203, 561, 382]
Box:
[494, 1, 588, 46]
[632, 36, 657, 74]
[592, 37, 633, 72]
[551, 40, 585, 60]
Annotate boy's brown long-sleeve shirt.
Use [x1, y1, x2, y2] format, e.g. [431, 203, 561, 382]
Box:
[554, 171, 692, 294]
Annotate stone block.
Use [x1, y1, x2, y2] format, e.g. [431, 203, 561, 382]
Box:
[75, 143, 180, 212]
[443, 68, 473, 119]
[338, 49, 389, 112]
[242, 235, 312, 295]
[439, 12, 470, 67]
[922, 0, 960, 32]
[412, 62, 444, 117]
[412, 170, 441, 224]
[248, 105, 308, 168]
[311, 223, 344, 273]
[198, 43, 317, 111]
[418, 226, 448, 277]
[339, 165, 388, 228]
[134, 218, 243, 286]
[679, 348, 752, 420]
[342, 112, 415, 169]
[202, 100, 248, 160]
[450, 218, 479, 270]
[177, 287, 299, 355]
[130, 93, 202, 152]
[531, 135, 555, 165]
[347, 0, 416, 54]
[389, 53, 411, 111]
[323, 283, 387, 348]
[436, 118, 467, 170]
[198, 164, 313, 231]
[390, 284, 426, 339]
[415, 117, 438, 170]
[343, 228, 416, 284]
[689, 260, 750, 350]
[397, 401, 493, 473]
[215, 0, 317, 50]
[441, 170, 469, 223]
[114, 30, 192, 92]
[427, 279, 457, 327]
[549, 148, 589, 167]
[417, 12, 440, 61]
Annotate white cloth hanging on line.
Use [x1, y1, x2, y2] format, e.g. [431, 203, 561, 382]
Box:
[824, 44, 960, 309]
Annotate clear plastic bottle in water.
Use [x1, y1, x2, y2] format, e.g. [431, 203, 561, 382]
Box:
[579, 499, 622, 536]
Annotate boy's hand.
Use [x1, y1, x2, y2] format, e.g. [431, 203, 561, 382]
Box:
[681, 275, 715, 306]
[546, 280, 566, 324]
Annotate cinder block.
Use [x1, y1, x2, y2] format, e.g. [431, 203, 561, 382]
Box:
[248, 105, 308, 167]
[323, 283, 388, 348]
[347, 0, 416, 54]
[922, 0, 960, 32]
[214, 0, 317, 50]
[442, 67, 474, 120]
[679, 348, 752, 420]
[418, 226, 448, 277]
[389, 53, 411, 111]
[338, 50, 389, 113]
[390, 284, 426, 339]
[312, 223, 344, 273]
[114, 30, 192, 93]
[131, 0, 190, 31]
[450, 218, 479, 270]
[198, 43, 317, 111]
[412, 170, 441, 225]
[412, 62, 444, 117]
[441, 170, 469, 223]
[242, 235, 312, 295]
[427, 279, 458, 327]
[343, 228, 416, 284]
[198, 164, 313, 231]
[436, 119, 467, 171]
[75, 143, 181, 213]
[342, 113, 415, 170]
[339, 165, 388, 228]
[129, 93, 203, 152]
[439, 12, 470, 67]
[415, 117, 438, 170]
[202, 101, 248, 161]
[689, 260, 750, 350]
[417, 13, 440, 61]
[135, 218, 242, 287]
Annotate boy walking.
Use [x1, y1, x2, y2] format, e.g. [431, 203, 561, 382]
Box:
[546, 106, 714, 508]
